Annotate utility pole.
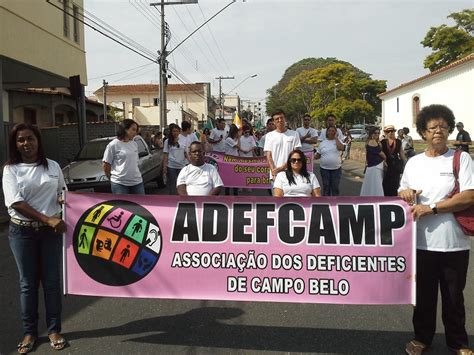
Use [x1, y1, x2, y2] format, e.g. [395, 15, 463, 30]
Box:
[151, 0, 236, 130]
[102, 79, 108, 121]
[216, 76, 234, 119]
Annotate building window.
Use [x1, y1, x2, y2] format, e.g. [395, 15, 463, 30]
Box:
[153, 98, 159, 106]
[396, 97, 399, 113]
[73, 4, 80, 43]
[412, 95, 420, 126]
[132, 98, 141, 107]
[63, 0, 69, 38]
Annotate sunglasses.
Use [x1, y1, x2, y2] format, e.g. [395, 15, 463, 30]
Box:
[290, 158, 303, 164]
[385, 130, 395, 133]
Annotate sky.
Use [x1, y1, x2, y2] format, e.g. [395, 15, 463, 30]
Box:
[84, 0, 472, 104]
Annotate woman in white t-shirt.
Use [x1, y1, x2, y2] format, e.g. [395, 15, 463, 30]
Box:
[239, 127, 257, 157]
[314, 126, 345, 196]
[103, 119, 144, 194]
[274, 149, 320, 197]
[398, 105, 474, 355]
[163, 124, 188, 195]
[224, 124, 250, 195]
[2, 123, 68, 352]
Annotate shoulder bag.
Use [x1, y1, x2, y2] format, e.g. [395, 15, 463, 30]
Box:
[448, 150, 474, 235]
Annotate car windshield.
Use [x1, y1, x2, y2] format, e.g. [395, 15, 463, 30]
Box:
[76, 140, 111, 160]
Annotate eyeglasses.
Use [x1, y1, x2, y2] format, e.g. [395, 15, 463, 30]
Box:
[290, 158, 303, 164]
[426, 125, 449, 133]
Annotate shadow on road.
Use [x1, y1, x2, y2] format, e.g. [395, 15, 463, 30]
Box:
[62, 306, 473, 354]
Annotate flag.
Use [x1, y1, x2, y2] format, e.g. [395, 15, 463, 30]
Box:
[233, 112, 242, 128]
[203, 117, 214, 130]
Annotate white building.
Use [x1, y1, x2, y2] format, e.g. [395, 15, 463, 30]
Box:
[379, 54, 474, 139]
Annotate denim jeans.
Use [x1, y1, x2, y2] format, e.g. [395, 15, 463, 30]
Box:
[8, 223, 62, 337]
[320, 167, 341, 196]
[167, 168, 181, 195]
[111, 182, 145, 195]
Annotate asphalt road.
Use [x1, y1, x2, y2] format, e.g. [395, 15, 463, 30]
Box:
[0, 166, 472, 355]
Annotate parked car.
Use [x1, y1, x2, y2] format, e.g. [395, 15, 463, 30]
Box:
[349, 128, 368, 141]
[62, 135, 164, 192]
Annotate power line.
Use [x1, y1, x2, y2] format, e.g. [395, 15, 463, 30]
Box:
[198, 4, 233, 75]
[89, 63, 154, 80]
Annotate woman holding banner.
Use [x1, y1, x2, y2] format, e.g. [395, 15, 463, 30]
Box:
[273, 149, 320, 197]
[314, 126, 344, 196]
[398, 104, 473, 355]
[225, 124, 251, 195]
[2, 123, 68, 353]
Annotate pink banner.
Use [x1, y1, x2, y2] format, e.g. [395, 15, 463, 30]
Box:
[205, 152, 313, 189]
[64, 192, 415, 305]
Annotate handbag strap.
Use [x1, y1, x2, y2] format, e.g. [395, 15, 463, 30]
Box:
[449, 150, 462, 197]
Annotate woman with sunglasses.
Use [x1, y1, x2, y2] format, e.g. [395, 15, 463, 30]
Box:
[360, 127, 386, 196]
[273, 149, 320, 197]
[239, 126, 257, 157]
[163, 123, 187, 195]
[314, 126, 345, 196]
[381, 125, 406, 196]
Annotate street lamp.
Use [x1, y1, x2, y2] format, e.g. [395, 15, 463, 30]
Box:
[334, 83, 339, 100]
[227, 74, 258, 94]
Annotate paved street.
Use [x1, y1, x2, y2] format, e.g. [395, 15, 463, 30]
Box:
[0, 162, 472, 355]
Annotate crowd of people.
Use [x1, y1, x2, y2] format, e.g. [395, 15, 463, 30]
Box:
[2, 104, 473, 354]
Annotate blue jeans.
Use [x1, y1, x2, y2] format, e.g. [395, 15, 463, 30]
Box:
[111, 182, 145, 195]
[167, 168, 181, 195]
[320, 167, 341, 196]
[8, 223, 62, 336]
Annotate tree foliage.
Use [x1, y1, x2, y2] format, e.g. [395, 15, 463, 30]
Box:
[421, 9, 474, 72]
[266, 58, 386, 127]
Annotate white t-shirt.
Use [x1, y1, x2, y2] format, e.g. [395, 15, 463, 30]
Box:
[180, 132, 199, 153]
[296, 127, 319, 152]
[399, 150, 473, 251]
[103, 138, 143, 186]
[163, 136, 188, 169]
[263, 129, 302, 175]
[176, 163, 223, 196]
[2, 159, 67, 220]
[210, 128, 226, 152]
[319, 127, 344, 142]
[274, 171, 320, 197]
[225, 137, 239, 156]
[239, 135, 257, 157]
[316, 139, 342, 170]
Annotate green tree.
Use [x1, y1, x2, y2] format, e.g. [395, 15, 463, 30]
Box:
[421, 9, 474, 72]
[271, 61, 385, 127]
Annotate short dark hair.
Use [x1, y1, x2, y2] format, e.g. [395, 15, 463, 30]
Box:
[271, 110, 286, 119]
[266, 118, 274, 125]
[416, 104, 455, 140]
[6, 123, 48, 168]
[303, 114, 311, 119]
[227, 124, 239, 140]
[189, 141, 203, 151]
[326, 113, 336, 120]
[117, 119, 138, 140]
[181, 121, 191, 131]
[402, 127, 410, 134]
[217, 118, 226, 124]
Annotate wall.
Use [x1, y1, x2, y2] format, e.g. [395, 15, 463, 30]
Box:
[0, 0, 87, 85]
[381, 61, 474, 140]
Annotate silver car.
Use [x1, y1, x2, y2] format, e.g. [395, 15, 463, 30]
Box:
[62, 135, 163, 192]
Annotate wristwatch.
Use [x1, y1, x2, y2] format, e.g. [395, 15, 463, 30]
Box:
[429, 203, 438, 215]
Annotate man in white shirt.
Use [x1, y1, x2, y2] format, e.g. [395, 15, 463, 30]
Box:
[296, 114, 319, 152]
[177, 142, 223, 196]
[208, 118, 227, 153]
[264, 110, 302, 180]
[180, 121, 199, 154]
[319, 114, 344, 142]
